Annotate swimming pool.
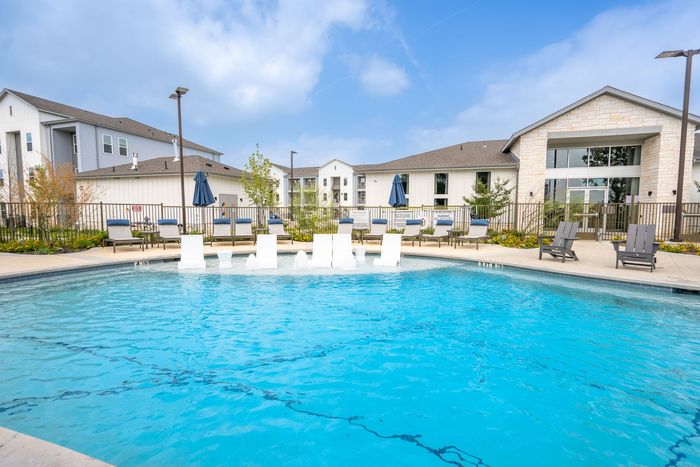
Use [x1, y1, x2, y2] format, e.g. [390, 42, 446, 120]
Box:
[0, 256, 698, 466]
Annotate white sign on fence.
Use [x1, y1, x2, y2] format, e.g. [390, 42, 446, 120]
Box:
[393, 210, 414, 229]
[349, 209, 370, 230]
[432, 210, 456, 226]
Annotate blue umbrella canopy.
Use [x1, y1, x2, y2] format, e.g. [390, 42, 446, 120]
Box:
[389, 174, 408, 207]
[192, 171, 215, 207]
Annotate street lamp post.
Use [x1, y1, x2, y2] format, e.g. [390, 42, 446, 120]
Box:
[169, 87, 189, 234]
[656, 49, 700, 241]
[290, 150, 297, 220]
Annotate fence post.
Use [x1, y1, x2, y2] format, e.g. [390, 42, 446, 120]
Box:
[100, 202, 105, 231]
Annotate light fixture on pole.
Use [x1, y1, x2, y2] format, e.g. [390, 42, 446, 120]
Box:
[169, 86, 189, 234]
[655, 48, 700, 241]
[290, 150, 297, 220]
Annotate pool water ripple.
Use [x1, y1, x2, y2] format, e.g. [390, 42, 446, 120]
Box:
[0, 257, 699, 466]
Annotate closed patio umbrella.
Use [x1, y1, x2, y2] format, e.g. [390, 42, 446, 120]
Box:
[389, 174, 407, 208]
[193, 171, 215, 232]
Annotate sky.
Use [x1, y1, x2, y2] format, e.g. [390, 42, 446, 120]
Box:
[1, 0, 699, 168]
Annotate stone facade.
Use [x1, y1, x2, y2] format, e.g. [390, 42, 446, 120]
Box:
[511, 93, 696, 204]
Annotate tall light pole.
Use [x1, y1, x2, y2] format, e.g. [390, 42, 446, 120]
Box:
[169, 87, 189, 233]
[290, 150, 297, 220]
[656, 49, 700, 241]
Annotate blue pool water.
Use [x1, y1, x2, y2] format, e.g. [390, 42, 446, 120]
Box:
[0, 256, 699, 466]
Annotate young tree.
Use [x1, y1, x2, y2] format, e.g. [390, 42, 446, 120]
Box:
[463, 177, 514, 218]
[241, 145, 279, 207]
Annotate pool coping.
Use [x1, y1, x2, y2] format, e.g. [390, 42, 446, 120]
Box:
[1, 248, 698, 294]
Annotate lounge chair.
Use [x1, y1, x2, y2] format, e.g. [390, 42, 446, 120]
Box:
[103, 219, 144, 253]
[454, 219, 490, 250]
[268, 218, 293, 244]
[363, 218, 388, 243]
[178, 234, 206, 270]
[310, 234, 333, 268]
[337, 217, 353, 235]
[401, 219, 422, 246]
[420, 219, 452, 247]
[374, 234, 402, 267]
[157, 219, 181, 249]
[612, 224, 659, 272]
[332, 234, 356, 269]
[211, 217, 233, 245]
[538, 221, 579, 263]
[233, 217, 256, 245]
[254, 234, 278, 269]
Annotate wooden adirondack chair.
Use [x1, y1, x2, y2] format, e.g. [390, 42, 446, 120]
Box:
[612, 224, 659, 272]
[538, 221, 580, 263]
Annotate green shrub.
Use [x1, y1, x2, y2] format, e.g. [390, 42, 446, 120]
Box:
[0, 231, 107, 254]
[490, 230, 542, 249]
[659, 242, 700, 255]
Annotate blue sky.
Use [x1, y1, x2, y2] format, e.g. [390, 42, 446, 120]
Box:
[1, 0, 699, 168]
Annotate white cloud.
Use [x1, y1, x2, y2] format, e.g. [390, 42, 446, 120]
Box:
[0, 0, 368, 121]
[411, 0, 700, 151]
[358, 57, 410, 96]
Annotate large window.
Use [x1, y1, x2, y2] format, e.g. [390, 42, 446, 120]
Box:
[118, 137, 128, 156]
[26, 133, 33, 152]
[476, 171, 491, 188]
[434, 198, 448, 207]
[400, 173, 409, 194]
[102, 134, 113, 154]
[544, 177, 640, 203]
[546, 145, 641, 168]
[434, 173, 448, 195]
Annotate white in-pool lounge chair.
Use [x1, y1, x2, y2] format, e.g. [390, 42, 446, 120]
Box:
[454, 219, 490, 250]
[254, 234, 278, 269]
[332, 234, 356, 269]
[178, 234, 206, 270]
[374, 234, 402, 267]
[157, 219, 181, 249]
[310, 234, 333, 268]
[103, 219, 144, 253]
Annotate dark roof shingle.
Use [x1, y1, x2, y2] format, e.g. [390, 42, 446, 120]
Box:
[76, 155, 242, 179]
[356, 139, 517, 172]
[6, 89, 222, 155]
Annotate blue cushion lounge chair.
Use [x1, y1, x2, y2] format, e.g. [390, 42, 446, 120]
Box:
[211, 217, 233, 245]
[233, 217, 255, 246]
[268, 218, 293, 243]
[103, 219, 144, 253]
[157, 219, 181, 249]
[612, 224, 659, 272]
[401, 219, 422, 246]
[420, 219, 453, 248]
[538, 221, 579, 263]
[454, 219, 490, 250]
[363, 218, 388, 243]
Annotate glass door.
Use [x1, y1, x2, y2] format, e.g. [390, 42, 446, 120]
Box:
[567, 188, 608, 235]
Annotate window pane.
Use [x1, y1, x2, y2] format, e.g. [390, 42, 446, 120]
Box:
[555, 149, 568, 168]
[568, 148, 588, 167]
[118, 138, 127, 156]
[434, 173, 448, 194]
[567, 178, 586, 188]
[476, 171, 491, 188]
[588, 147, 609, 167]
[587, 178, 607, 187]
[400, 174, 409, 194]
[434, 198, 447, 206]
[610, 146, 641, 166]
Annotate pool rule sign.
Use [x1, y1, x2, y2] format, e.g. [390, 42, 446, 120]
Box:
[349, 210, 370, 230]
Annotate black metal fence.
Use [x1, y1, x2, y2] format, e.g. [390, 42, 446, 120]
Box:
[1, 201, 700, 244]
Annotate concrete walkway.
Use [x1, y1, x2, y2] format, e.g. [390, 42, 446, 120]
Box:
[1, 240, 699, 290]
[0, 427, 112, 466]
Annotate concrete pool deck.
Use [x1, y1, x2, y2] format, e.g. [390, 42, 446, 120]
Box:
[0, 427, 112, 466]
[1, 240, 699, 291]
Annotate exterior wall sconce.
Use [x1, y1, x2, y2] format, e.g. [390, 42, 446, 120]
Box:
[647, 191, 653, 197]
[529, 191, 534, 197]
[672, 189, 677, 195]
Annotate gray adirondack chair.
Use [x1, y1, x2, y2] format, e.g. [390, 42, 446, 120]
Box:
[612, 224, 659, 272]
[538, 221, 579, 262]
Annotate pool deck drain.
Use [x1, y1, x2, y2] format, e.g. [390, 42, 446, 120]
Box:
[1, 240, 699, 291]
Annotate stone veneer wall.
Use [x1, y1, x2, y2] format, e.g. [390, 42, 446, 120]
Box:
[511, 94, 696, 204]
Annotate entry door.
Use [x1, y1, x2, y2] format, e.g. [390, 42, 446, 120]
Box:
[567, 188, 607, 232]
